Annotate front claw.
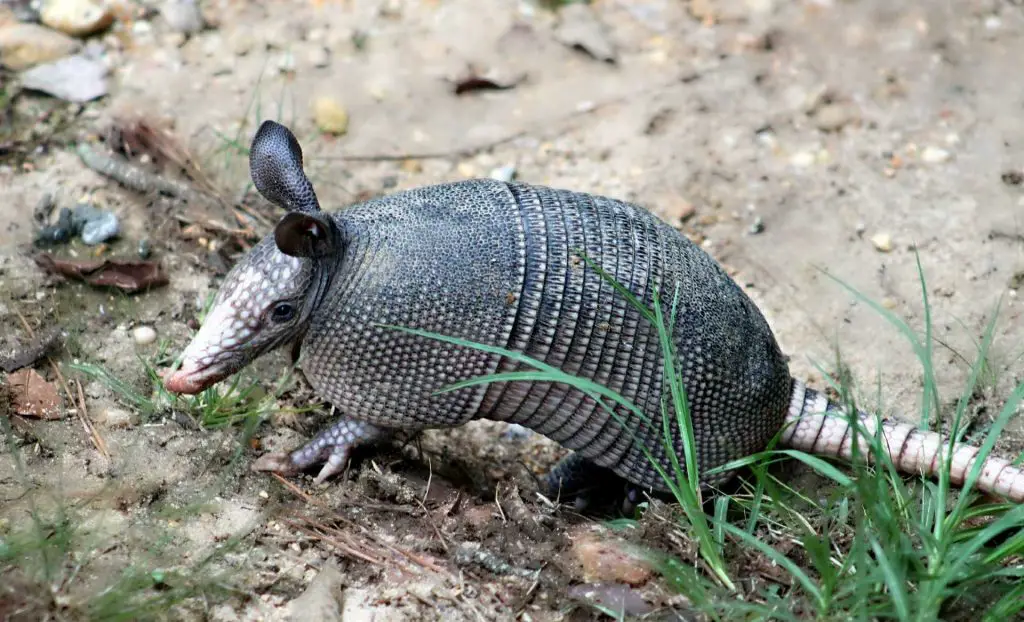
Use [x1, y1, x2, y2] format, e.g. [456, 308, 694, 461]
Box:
[252, 451, 305, 477]
[252, 415, 391, 484]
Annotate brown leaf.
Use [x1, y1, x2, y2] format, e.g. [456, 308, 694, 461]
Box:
[6, 368, 62, 419]
[33, 253, 169, 293]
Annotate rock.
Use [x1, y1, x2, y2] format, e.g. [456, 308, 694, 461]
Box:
[553, 3, 617, 63]
[814, 102, 858, 132]
[71, 203, 119, 243]
[568, 583, 654, 617]
[921, 146, 952, 164]
[789, 150, 816, 168]
[132, 325, 157, 345]
[489, 165, 516, 182]
[307, 45, 330, 68]
[20, 54, 108, 102]
[0, 23, 80, 70]
[285, 564, 344, 622]
[34, 207, 75, 246]
[870, 232, 893, 252]
[312, 97, 349, 135]
[160, 0, 204, 35]
[40, 0, 114, 37]
[98, 407, 138, 428]
[570, 528, 654, 586]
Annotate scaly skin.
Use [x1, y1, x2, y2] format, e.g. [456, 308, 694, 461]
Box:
[165, 120, 1024, 506]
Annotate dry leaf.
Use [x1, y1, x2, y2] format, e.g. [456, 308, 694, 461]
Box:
[6, 368, 62, 419]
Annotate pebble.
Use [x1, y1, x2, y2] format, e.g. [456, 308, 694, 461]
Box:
[40, 0, 114, 37]
[20, 53, 108, 102]
[571, 529, 653, 586]
[34, 207, 75, 246]
[137, 238, 152, 259]
[0, 23, 81, 70]
[306, 45, 330, 68]
[100, 407, 138, 428]
[160, 0, 204, 35]
[72, 203, 119, 244]
[790, 150, 816, 168]
[132, 325, 157, 345]
[489, 165, 516, 182]
[814, 102, 858, 132]
[920, 146, 952, 164]
[553, 3, 617, 63]
[870, 232, 893, 252]
[312, 97, 348, 135]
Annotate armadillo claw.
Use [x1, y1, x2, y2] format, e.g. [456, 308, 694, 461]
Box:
[251, 415, 389, 484]
[251, 452, 304, 476]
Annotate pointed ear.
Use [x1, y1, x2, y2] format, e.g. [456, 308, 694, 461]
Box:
[273, 212, 337, 258]
[250, 120, 322, 214]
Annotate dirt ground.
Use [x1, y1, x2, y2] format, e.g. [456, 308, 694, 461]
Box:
[3, 0, 1024, 620]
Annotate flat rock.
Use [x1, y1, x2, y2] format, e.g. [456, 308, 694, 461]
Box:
[20, 54, 108, 102]
[0, 22, 80, 70]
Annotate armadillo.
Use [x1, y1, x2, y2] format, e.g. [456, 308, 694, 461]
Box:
[163, 120, 1024, 505]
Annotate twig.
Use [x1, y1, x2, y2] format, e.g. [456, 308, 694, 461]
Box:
[284, 518, 383, 565]
[76, 378, 109, 460]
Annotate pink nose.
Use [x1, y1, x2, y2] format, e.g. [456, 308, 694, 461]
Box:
[163, 369, 205, 395]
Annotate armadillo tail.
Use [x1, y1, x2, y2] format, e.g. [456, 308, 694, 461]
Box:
[779, 379, 1024, 504]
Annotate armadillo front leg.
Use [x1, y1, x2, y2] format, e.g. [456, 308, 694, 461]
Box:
[251, 415, 393, 485]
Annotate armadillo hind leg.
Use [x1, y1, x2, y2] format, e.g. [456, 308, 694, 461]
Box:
[251, 415, 394, 485]
[541, 452, 649, 515]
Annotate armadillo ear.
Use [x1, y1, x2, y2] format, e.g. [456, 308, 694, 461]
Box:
[249, 120, 323, 215]
[273, 212, 336, 258]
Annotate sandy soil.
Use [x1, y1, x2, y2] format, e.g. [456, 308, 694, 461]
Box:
[3, 0, 1024, 619]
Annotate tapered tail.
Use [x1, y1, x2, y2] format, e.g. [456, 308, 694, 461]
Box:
[780, 379, 1024, 504]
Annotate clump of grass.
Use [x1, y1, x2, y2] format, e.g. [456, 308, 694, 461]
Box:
[385, 249, 1024, 620]
[0, 501, 245, 621]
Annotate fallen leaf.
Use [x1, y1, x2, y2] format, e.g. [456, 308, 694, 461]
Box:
[33, 253, 169, 293]
[6, 368, 62, 419]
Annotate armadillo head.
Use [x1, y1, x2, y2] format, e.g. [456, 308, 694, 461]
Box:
[164, 120, 341, 395]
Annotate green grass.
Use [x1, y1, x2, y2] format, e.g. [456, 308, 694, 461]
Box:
[384, 249, 1024, 621]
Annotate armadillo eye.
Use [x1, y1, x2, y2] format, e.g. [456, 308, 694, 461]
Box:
[270, 302, 296, 323]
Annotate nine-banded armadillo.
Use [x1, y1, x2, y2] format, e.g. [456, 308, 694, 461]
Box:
[163, 120, 1024, 505]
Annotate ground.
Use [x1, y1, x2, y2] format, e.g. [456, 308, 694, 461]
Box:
[2, 0, 1024, 620]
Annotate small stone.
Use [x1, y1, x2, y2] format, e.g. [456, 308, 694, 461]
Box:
[571, 529, 653, 586]
[748, 216, 765, 235]
[285, 565, 344, 621]
[554, 3, 617, 63]
[275, 50, 295, 73]
[71, 203, 118, 243]
[313, 97, 348, 135]
[1001, 170, 1024, 186]
[137, 239, 152, 259]
[813, 102, 858, 132]
[230, 31, 256, 56]
[489, 165, 516, 182]
[40, 0, 114, 37]
[457, 161, 476, 178]
[790, 150, 816, 168]
[400, 159, 422, 173]
[99, 407, 138, 428]
[871, 232, 893, 252]
[20, 54, 108, 103]
[160, 0, 204, 35]
[132, 325, 157, 345]
[920, 146, 952, 164]
[0, 23, 81, 70]
[307, 45, 330, 68]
